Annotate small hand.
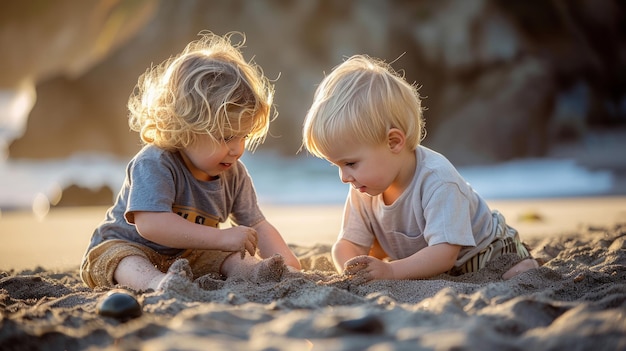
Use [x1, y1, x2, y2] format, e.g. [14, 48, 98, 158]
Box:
[223, 226, 258, 258]
[343, 255, 393, 283]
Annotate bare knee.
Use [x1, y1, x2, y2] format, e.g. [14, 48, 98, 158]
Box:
[502, 258, 539, 280]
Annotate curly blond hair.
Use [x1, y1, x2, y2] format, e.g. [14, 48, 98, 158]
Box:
[303, 55, 424, 158]
[128, 31, 275, 151]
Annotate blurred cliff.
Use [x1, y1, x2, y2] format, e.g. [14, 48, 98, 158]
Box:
[1, 0, 625, 207]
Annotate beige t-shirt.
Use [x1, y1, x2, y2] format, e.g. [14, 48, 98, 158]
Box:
[340, 145, 497, 267]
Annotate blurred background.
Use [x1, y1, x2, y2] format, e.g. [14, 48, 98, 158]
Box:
[1, 0, 625, 215]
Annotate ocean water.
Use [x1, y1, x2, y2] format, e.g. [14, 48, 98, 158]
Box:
[0, 150, 615, 214]
[242, 152, 616, 202]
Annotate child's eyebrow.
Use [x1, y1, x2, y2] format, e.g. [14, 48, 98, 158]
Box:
[328, 158, 350, 166]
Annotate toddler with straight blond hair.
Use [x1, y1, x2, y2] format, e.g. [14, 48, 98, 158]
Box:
[303, 55, 539, 282]
[81, 31, 300, 291]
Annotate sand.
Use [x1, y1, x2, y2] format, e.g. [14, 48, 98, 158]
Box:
[1, 197, 625, 350]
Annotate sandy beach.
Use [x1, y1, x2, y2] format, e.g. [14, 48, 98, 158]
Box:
[1, 196, 625, 350]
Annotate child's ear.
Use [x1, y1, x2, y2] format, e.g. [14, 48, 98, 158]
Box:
[387, 128, 406, 153]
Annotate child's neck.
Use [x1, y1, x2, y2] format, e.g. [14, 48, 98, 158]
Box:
[382, 149, 416, 205]
[178, 150, 220, 181]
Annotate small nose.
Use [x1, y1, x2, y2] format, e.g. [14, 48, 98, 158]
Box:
[229, 139, 245, 156]
[339, 167, 352, 184]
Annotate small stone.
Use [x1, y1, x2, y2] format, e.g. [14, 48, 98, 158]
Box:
[97, 290, 142, 321]
[336, 314, 384, 334]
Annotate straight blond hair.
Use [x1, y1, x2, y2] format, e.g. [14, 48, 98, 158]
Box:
[303, 55, 424, 158]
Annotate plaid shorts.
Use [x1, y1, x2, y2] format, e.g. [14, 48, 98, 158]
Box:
[449, 211, 531, 275]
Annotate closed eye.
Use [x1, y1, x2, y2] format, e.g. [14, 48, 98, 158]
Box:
[328, 160, 355, 168]
[224, 134, 248, 143]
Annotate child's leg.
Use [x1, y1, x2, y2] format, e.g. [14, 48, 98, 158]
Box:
[490, 212, 540, 280]
[502, 258, 540, 280]
[115, 255, 193, 291]
[220, 253, 286, 282]
[114, 255, 168, 291]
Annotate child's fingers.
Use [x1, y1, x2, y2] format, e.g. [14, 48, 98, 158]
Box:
[344, 263, 363, 275]
[344, 256, 370, 275]
[238, 228, 258, 259]
[248, 229, 258, 247]
[248, 230, 258, 255]
[246, 240, 256, 256]
[240, 240, 255, 258]
[345, 256, 370, 269]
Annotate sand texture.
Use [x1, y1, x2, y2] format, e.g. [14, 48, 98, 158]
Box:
[1, 223, 625, 350]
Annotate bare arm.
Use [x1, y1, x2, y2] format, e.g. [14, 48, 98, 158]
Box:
[253, 219, 301, 270]
[331, 238, 370, 273]
[388, 243, 460, 279]
[133, 211, 257, 256]
[343, 242, 461, 281]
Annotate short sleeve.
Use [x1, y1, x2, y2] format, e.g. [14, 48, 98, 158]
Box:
[228, 162, 265, 227]
[125, 155, 176, 224]
[421, 182, 477, 247]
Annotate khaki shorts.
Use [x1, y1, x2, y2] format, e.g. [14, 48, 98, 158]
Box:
[450, 211, 531, 276]
[80, 239, 234, 288]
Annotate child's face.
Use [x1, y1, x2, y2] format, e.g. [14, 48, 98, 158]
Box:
[180, 133, 247, 181]
[324, 139, 400, 197]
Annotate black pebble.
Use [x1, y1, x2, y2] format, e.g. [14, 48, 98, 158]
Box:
[336, 314, 384, 334]
[96, 290, 142, 321]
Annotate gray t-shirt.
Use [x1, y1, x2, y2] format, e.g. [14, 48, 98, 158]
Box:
[340, 145, 496, 267]
[85, 145, 265, 256]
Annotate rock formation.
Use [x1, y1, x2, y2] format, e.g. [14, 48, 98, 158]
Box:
[3, 0, 625, 165]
